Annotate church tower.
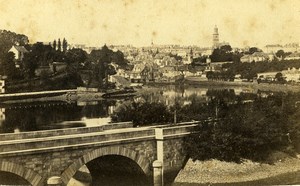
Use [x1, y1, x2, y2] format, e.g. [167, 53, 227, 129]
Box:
[213, 25, 219, 48]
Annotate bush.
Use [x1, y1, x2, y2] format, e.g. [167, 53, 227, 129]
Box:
[111, 101, 173, 126]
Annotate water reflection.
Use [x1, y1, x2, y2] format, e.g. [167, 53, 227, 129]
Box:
[0, 100, 117, 133]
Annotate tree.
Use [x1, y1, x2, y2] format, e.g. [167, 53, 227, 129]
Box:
[66, 48, 87, 64]
[276, 50, 292, 60]
[220, 45, 232, 53]
[210, 45, 234, 62]
[206, 71, 214, 80]
[88, 45, 114, 89]
[111, 101, 173, 126]
[275, 72, 285, 83]
[57, 38, 61, 52]
[0, 52, 18, 79]
[22, 42, 54, 78]
[0, 30, 29, 57]
[62, 38, 68, 53]
[276, 50, 285, 58]
[111, 50, 129, 68]
[248, 47, 261, 55]
[65, 48, 88, 73]
[53, 40, 57, 51]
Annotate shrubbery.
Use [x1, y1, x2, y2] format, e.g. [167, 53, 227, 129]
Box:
[111, 101, 173, 126]
[185, 93, 300, 163]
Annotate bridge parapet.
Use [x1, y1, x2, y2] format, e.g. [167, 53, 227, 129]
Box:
[0, 127, 155, 157]
[159, 121, 200, 139]
[0, 121, 202, 186]
[0, 122, 133, 141]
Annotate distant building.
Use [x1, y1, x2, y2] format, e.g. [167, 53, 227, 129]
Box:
[50, 62, 67, 73]
[264, 43, 299, 53]
[284, 43, 299, 52]
[130, 63, 156, 83]
[240, 55, 251, 63]
[264, 44, 283, 53]
[257, 71, 278, 81]
[8, 45, 28, 61]
[285, 52, 300, 61]
[282, 67, 300, 82]
[0, 108, 5, 126]
[0, 79, 5, 94]
[109, 75, 131, 88]
[241, 52, 270, 62]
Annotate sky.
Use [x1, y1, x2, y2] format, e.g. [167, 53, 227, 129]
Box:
[0, 0, 299, 48]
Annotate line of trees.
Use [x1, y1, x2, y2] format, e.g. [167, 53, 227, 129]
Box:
[53, 38, 68, 52]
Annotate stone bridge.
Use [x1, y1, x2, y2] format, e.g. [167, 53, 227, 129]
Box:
[0, 121, 200, 186]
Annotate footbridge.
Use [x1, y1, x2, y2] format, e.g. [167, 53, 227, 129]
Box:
[0, 121, 200, 186]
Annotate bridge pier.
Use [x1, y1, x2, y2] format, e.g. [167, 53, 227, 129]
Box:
[153, 160, 163, 186]
[155, 128, 164, 186]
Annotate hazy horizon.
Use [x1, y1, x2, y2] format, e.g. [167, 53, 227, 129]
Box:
[0, 0, 299, 48]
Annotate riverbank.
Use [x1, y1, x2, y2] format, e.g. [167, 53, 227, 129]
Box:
[184, 77, 300, 92]
[174, 154, 300, 185]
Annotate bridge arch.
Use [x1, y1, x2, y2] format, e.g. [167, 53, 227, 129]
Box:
[61, 146, 152, 184]
[0, 161, 43, 186]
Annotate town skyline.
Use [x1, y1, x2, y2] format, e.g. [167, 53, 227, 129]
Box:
[0, 0, 300, 48]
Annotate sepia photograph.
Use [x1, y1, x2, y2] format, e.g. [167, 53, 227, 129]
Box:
[0, 0, 300, 185]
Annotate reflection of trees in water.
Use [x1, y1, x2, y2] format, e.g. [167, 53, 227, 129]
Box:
[80, 100, 115, 118]
[0, 103, 83, 132]
[0, 101, 114, 133]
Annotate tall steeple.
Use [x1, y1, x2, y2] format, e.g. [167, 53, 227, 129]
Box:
[213, 25, 219, 48]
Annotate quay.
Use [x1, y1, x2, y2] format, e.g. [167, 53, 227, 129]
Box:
[0, 89, 77, 102]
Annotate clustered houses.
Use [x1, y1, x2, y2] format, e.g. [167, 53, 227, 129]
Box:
[264, 43, 299, 53]
[285, 52, 300, 60]
[240, 52, 274, 63]
[109, 45, 203, 86]
[258, 68, 300, 83]
[240, 43, 300, 63]
[282, 68, 300, 82]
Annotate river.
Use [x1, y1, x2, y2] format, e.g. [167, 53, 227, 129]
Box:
[0, 85, 261, 133]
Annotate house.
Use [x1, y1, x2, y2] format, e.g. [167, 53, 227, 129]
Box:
[282, 67, 300, 82]
[161, 56, 179, 67]
[0, 79, 5, 93]
[160, 66, 179, 77]
[130, 63, 155, 83]
[109, 75, 131, 88]
[251, 52, 269, 62]
[241, 52, 269, 63]
[240, 55, 251, 63]
[116, 69, 131, 79]
[49, 62, 67, 73]
[285, 52, 300, 61]
[8, 45, 28, 61]
[257, 71, 278, 81]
